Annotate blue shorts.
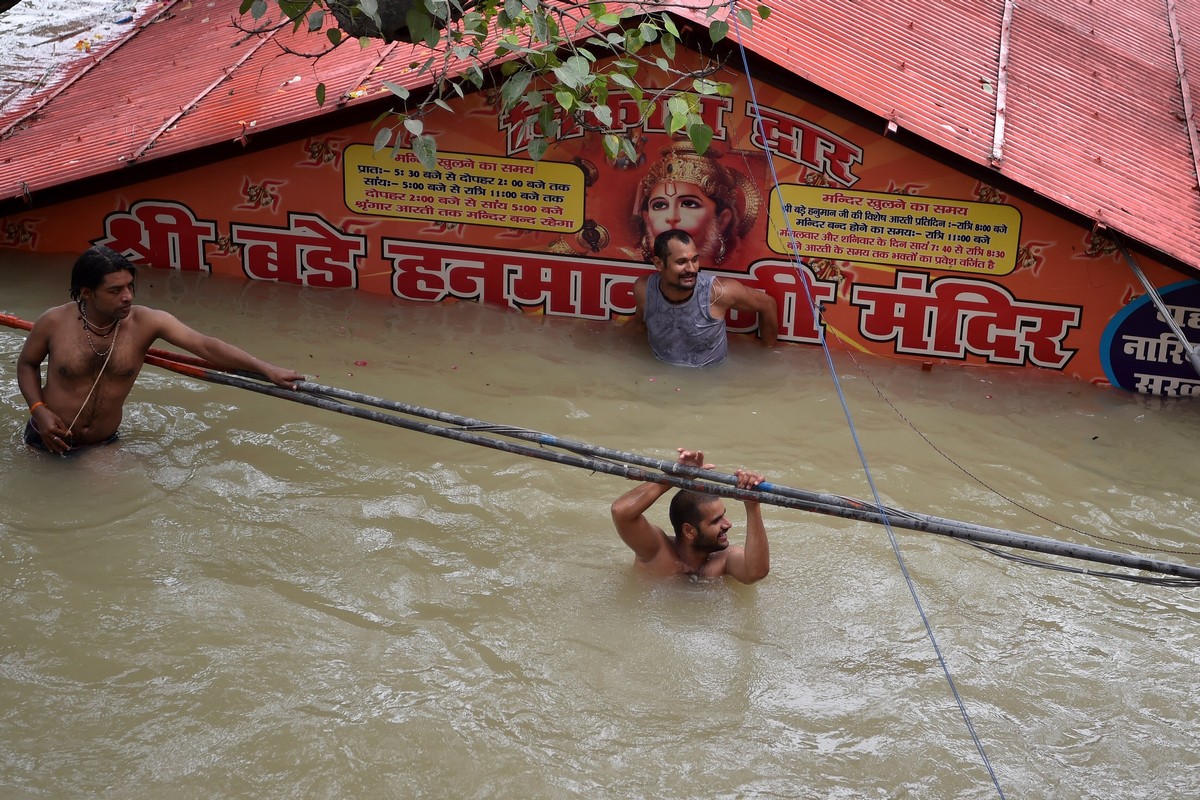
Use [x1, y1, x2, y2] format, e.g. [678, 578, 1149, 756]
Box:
[24, 419, 119, 453]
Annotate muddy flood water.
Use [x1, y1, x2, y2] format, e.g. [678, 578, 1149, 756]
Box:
[2, 252, 1198, 798]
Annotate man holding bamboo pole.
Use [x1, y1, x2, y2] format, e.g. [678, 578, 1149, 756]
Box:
[610, 447, 771, 583]
[17, 245, 303, 455]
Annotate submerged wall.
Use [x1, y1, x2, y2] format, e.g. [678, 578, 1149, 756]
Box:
[2, 49, 1197, 395]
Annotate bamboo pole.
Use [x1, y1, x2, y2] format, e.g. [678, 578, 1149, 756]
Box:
[145, 353, 1200, 582]
[4, 312, 1197, 580]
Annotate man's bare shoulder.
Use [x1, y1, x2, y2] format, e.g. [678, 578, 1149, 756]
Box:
[123, 305, 182, 336]
[33, 302, 76, 326]
[634, 540, 744, 581]
[125, 305, 169, 323]
[634, 546, 686, 578]
[712, 545, 742, 578]
[712, 275, 770, 314]
[631, 274, 650, 315]
[710, 274, 744, 299]
[20, 304, 72, 358]
[629, 528, 677, 566]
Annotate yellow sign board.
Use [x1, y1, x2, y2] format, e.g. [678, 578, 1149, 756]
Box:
[344, 145, 584, 234]
[767, 186, 1022, 275]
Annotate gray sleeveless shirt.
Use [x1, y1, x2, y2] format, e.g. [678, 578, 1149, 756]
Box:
[644, 272, 728, 367]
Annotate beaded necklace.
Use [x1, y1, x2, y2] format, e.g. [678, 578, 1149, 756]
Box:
[80, 300, 120, 357]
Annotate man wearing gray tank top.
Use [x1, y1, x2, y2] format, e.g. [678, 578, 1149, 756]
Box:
[632, 230, 778, 367]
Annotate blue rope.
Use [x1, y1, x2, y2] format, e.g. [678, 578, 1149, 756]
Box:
[725, 7, 1006, 797]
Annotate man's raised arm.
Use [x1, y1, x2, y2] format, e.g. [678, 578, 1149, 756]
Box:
[611, 448, 707, 562]
[148, 308, 304, 389]
[610, 479, 672, 562]
[723, 468, 771, 584]
[715, 278, 779, 347]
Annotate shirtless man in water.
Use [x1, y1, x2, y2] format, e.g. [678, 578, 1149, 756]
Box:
[610, 448, 770, 583]
[17, 245, 303, 455]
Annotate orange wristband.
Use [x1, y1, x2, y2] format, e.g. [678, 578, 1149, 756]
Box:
[29, 401, 46, 414]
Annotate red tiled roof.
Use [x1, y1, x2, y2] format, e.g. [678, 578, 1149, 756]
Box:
[1, 0, 1197, 274]
[0, 0, 468, 191]
[713, 0, 1200, 273]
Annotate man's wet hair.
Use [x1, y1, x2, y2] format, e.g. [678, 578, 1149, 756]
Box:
[652, 229, 693, 264]
[669, 489, 718, 535]
[71, 245, 137, 302]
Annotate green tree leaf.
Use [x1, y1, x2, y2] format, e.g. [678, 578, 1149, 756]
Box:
[530, 11, 548, 41]
[412, 133, 438, 170]
[279, 1, 308, 21]
[500, 70, 533, 109]
[688, 122, 714, 155]
[661, 33, 675, 60]
[591, 103, 613, 127]
[620, 136, 639, 164]
[537, 103, 559, 139]
[625, 28, 643, 53]
[709, 19, 728, 42]
[667, 110, 686, 135]
[382, 80, 410, 100]
[406, 6, 433, 43]
[667, 94, 690, 117]
[552, 55, 590, 89]
[373, 126, 392, 152]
